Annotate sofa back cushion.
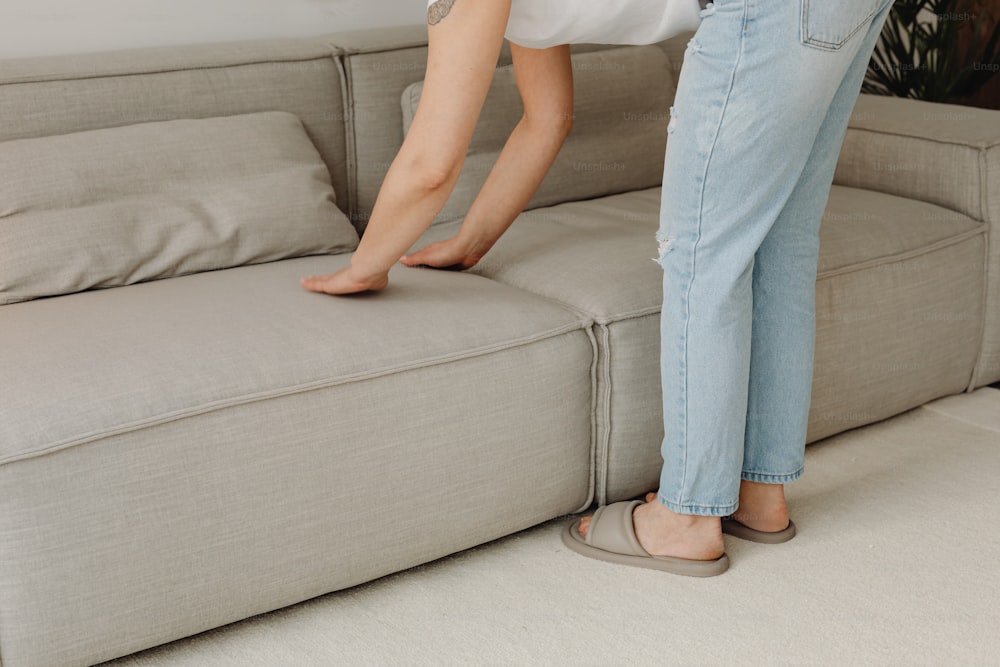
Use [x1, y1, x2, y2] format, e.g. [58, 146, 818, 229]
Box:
[399, 44, 675, 225]
[340, 39, 677, 233]
[0, 111, 358, 305]
[0, 37, 351, 218]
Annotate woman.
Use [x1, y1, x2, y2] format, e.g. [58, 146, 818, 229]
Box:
[302, 0, 895, 577]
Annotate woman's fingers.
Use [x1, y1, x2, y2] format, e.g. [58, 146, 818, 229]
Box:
[300, 267, 389, 295]
[400, 239, 474, 270]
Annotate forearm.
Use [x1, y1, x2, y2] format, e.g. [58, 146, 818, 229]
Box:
[346, 0, 512, 281]
[456, 115, 572, 260]
[349, 154, 462, 277]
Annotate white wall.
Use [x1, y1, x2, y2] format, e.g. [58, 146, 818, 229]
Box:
[0, 0, 426, 59]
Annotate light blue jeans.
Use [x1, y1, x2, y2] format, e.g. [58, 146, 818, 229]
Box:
[655, 0, 895, 516]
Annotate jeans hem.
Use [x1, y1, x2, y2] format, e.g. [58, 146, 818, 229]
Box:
[657, 493, 738, 517]
[740, 466, 804, 484]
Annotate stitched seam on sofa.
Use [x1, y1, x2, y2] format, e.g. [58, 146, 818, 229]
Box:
[0, 54, 342, 88]
[327, 39, 624, 58]
[590, 305, 663, 327]
[971, 144, 996, 388]
[434, 274, 660, 324]
[324, 40, 429, 57]
[920, 403, 1000, 435]
[573, 324, 601, 514]
[482, 290, 661, 326]
[845, 126, 1000, 151]
[975, 143, 1000, 387]
[595, 323, 613, 506]
[0, 321, 593, 467]
[969, 193, 991, 391]
[827, 182, 980, 222]
[816, 226, 987, 281]
[334, 54, 359, 226]
[980, 145, 994, 224]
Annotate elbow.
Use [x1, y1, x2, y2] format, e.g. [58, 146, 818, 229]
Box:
[555, 111, 574, 140]
[397, 151, 461, 193]
[418, 163, 455, 192]
[524, 108, 574, 144]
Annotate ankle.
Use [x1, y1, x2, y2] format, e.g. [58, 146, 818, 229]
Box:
[635, 500, 724, 560]
[733, 481, 789, 532]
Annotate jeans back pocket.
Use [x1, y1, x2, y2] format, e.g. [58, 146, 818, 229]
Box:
[800, 0, 893, 50]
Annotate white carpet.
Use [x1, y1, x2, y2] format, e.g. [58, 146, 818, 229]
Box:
[103, 388, 1000, 667]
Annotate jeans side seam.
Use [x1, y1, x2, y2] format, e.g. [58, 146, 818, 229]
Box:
[676, 0, 750, 501]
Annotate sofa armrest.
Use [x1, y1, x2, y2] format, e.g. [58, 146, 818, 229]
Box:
[834, 93, 1000, 388]
[834, 94, 1000, 224]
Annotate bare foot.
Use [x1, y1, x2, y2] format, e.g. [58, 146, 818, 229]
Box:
[643, 484, 790, 534]
[579, 497, 724, 561]
[730, 480, 789, 533]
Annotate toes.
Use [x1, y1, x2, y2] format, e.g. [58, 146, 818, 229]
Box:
[579, 516, 591, 537]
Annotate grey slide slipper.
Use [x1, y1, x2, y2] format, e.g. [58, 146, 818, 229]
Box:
[721, 517, 797, 544]
[561, 500, 730, 577]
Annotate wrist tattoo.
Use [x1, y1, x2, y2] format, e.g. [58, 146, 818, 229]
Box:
[427, 0, 458, 25]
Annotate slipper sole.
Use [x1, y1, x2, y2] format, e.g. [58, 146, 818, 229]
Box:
[561, 518, 730, 577]
[722, 518, 796, 544]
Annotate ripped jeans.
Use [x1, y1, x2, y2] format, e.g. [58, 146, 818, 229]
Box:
[654, 0, 895, 515]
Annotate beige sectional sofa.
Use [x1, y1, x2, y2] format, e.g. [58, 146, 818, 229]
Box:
[1, 25, 997, 667]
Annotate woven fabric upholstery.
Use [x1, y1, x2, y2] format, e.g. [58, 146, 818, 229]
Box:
[414, 184, 986, 501]
[0, 112, 357, 304]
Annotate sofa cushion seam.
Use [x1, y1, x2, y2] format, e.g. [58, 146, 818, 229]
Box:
[595, 323, 613, 506]
[0, 53, 343, 88]
[970, 143, 993, 388]
[332, 41, 429, 57]
[968, 221, 991, 391]
[0, 321, 592, 467]
[846, 125, 1000, 151]
[482, 293, 659, 325]
[334, 54, 359, 225]
[573, 325, 601, 513]
[816, 226, 986, 281]
[919, 403, 1000, 434]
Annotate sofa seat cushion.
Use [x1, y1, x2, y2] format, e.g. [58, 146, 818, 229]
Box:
[0, 255, 595, 667]
[415, 184, 987, 502]
[0, 256, 590, 465]
[0, 111, 358, 305]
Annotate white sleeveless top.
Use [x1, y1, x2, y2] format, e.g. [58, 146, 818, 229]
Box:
[426, 0, 702, 49]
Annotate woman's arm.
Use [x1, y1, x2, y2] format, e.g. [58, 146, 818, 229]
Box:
[301, 0, 512, 295]
[399, 42, 574, 270]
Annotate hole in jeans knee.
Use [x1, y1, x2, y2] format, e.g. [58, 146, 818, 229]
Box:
[699, 2, 716, 18]
[654, 234, 675, 264]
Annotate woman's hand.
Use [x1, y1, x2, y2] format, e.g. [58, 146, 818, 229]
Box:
[300, 264, 389, 295]
[400, 236, 486, 271]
